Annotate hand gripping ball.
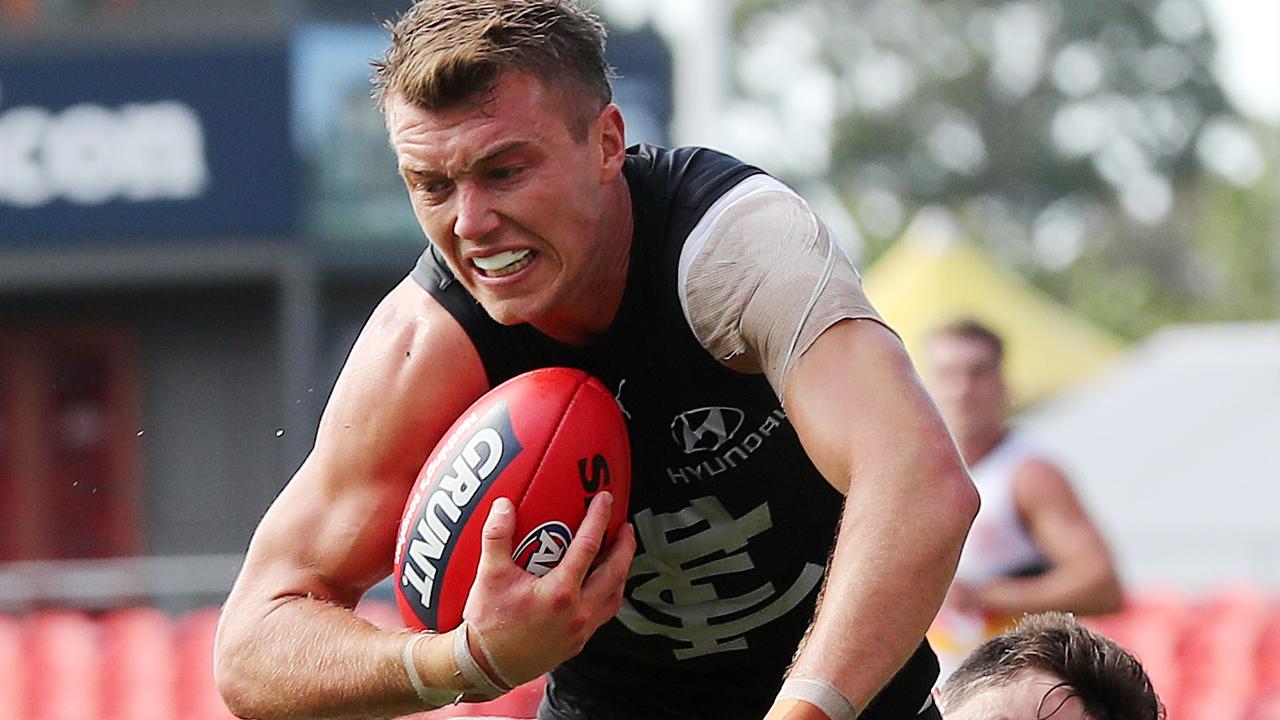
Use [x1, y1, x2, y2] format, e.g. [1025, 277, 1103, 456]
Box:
[393, 367, 631, 632]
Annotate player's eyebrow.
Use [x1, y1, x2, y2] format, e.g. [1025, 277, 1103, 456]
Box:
[399, 140, 532, 177]
[470, 140, 531, 168]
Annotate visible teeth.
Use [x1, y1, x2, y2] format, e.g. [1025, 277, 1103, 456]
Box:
[472, 249, 531, 272]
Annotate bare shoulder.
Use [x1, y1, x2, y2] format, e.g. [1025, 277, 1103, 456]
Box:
[313, 276, 490, 483]
[1011, 455, 1083, 512]
[222, 277, 489, 610]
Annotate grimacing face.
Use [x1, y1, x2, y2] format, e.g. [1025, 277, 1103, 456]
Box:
[941, 669, 1093, 720]
[387, 71, 627, 337]
[923, 332, 1009, 443]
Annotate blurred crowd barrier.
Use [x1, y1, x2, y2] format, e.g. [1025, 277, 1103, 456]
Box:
[1082, 586, 1280, 720]
[0, 587, 1277, 720]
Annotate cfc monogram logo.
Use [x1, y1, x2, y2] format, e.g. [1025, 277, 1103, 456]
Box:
[616, 496, 823, 660]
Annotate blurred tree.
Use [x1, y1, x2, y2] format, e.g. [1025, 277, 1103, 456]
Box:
[729, 0, 1276, 337]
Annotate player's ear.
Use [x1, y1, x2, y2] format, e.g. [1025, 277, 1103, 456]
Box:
[594, 104, 626, 183]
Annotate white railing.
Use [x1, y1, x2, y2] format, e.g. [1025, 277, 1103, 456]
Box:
[0, 554, 244, 610]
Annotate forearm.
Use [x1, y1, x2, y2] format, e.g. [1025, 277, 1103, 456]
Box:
[786, 470, 976, 712]
[216, 594, 465, 720]
[979, 566, 1123, 616]
[773, 319, 980, 717]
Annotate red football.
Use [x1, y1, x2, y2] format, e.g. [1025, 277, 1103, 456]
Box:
[393, 367, 631, 632]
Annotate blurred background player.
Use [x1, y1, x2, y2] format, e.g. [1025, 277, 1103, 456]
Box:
[921, 319, 1123, 680]
[213, 1, 978, 719]
[936, 611, 1164, 720]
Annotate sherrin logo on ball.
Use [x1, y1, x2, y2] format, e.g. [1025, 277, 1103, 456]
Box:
[513, 521, 574, 577]
[394, 367, 631, 633]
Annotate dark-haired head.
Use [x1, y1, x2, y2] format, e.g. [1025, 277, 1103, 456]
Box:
[939, 612, 1165, 720]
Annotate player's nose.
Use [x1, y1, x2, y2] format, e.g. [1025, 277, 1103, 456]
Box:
[453, 183, 501, 241]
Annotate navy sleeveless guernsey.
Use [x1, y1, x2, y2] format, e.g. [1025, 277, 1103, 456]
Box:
[411, 144, 939, 720]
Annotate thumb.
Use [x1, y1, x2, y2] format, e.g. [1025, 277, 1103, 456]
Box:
[477, 497, 516, 572]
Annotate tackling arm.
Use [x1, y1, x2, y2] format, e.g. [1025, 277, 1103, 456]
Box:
[765, 319, 979, 719]
[214, 278, 634, 719]
[677, 184, 977, 719]
[215, 278, 491, 719]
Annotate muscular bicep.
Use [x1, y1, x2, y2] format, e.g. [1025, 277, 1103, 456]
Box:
[782, 318, 965, 496]
[231, 278, 489, 610]
[239, 458, 410, 608]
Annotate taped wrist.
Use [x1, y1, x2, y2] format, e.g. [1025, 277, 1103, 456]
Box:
[777, 677, 859, 720]
[402, 632, 464, 707]
[452, 621, 515, 699]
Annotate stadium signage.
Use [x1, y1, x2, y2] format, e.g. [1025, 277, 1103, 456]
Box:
[0, 46, 293, 241]
[0, 102, 208, 208]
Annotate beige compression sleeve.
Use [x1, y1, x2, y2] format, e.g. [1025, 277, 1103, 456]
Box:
[679, 176, 891, 397]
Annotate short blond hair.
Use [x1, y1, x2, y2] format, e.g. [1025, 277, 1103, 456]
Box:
[371, 0, 613, 135]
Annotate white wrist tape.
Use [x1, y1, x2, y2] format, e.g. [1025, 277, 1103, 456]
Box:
[402, 632, 464, 707]
[777, 677, 858, 720]
[468, 620, 519, 690]
[452, 621, 514, 699]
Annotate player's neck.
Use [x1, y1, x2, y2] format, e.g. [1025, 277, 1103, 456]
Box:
[531, 179, 633, 347]
[958, 426, 1009, 466]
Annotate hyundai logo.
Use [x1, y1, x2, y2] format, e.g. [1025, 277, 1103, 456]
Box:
[670, 407, 745, 454]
